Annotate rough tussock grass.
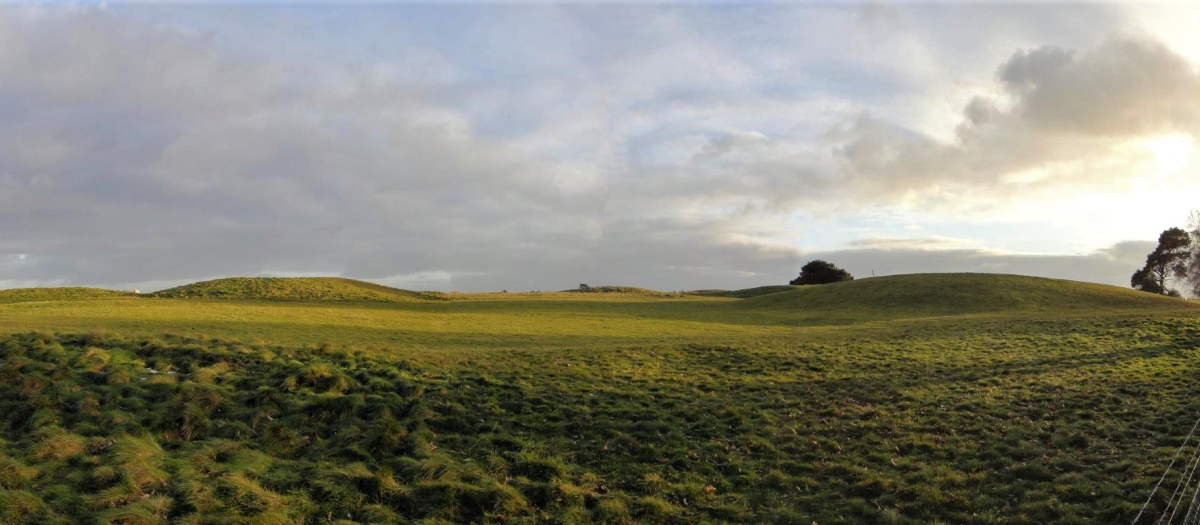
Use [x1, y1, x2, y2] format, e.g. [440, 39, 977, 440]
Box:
[1, 314, 1199, 523]
[1, 274, 1199, 523]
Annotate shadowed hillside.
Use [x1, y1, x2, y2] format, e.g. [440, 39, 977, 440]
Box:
[740, 273, 1197, 317]
[687, 285, 798, 298]
[152, 277, 446, 302]
[0, 287, 131, 303]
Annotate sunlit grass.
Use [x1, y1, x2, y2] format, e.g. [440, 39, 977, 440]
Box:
[0, 274, 1198, 523]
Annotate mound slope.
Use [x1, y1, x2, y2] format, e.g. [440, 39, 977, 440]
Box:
[0, 287, 131, 303]
[152, 277, 444, 302]
[687, 285, 798, 298]
[560, 285, 672, 295]
[740, 273, 1196, 317]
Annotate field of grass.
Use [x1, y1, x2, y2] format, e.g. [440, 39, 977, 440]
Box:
[1, 274, 1199, 523]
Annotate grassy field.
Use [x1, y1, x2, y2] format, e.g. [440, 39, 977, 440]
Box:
[1, 274, 1199, 523]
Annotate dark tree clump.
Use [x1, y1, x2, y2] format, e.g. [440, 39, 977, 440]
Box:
[1132, 227, 1192, 295]
[790, 260, 854, 285]
[1189, 211, 1200, 298]
[1130, 267, 1164, 295]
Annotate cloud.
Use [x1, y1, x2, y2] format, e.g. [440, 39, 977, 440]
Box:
[598, 30, 1200, 224]
[683, 34, 1200, 215]
[995, 37, 1200, 137]
[923, 35, 1200, 194]
[0, 6, 607, 288]
[809, 239, 1156, 288]
[0, 5, 1192, 293]
[845, 236, 986, 252]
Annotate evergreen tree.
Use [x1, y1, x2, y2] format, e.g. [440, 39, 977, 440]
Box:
[1132, 227, 1192, 295]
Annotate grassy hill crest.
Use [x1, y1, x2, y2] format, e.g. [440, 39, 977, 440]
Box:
[0, 287, 131, 303]
[687, 285, 799, 298]
[740, 273, 1196, 316]
[152, 277, 446, 302]
[560, 285, 674, 296]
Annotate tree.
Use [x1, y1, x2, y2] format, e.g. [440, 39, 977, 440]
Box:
[790, 260, 853, 285]
[1148, 227, 1192, 290]
[1188, 211, 1200, 298]
[1132, 227, 1192, 295]
[1131, 267, 1164, 294]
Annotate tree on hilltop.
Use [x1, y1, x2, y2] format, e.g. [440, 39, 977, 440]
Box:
[1132, 227, 1192, 296]
[1131, 267, 1165, 295]
[790, 260, 853, 285]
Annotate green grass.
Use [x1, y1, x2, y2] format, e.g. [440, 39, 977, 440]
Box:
[0, 287, 132, 303]
[685, 285, 798, 298]
[151, 277, 447, 302]
[562, 286, 676, 296]
[739, 273, 1186, 317]
[0, 273, 1198, 523]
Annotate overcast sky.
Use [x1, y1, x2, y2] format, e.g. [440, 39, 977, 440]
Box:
[1, 2, 1198, 292]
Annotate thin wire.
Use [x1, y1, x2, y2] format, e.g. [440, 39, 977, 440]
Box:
[1183, 485, 1200, 525]
[1171, 429, 1200, 525]
[1176, 456, 1200, 525]
[1164, 440, 1200, 524]
[1179, 462, 1200, 525]
[1179, 471, 1200, 525]
[1135, 416, 1200, 525]
[1160, 436, 1200, 524]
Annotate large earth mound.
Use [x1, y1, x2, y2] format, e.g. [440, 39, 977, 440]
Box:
[738, 273, 1196, 317]
[152, 277, 445, 302]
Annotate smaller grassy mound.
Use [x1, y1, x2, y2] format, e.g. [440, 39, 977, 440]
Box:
[0, 287, 130, 303]
[687, 285, 797, 298]
[741, 273, 1197, 318]
[561, 285, 673, 296]
[152, 277, 445, 302]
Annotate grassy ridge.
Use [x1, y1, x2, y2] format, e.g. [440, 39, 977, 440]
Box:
[0, 287, 131, 303]
[152, 277, 447, 302]
[742, 273, 1188, 317]
[686, 286, 798, 299]
[561, 286, 675, 296]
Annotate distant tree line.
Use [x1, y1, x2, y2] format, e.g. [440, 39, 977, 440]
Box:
[1132, 211, 1200, 298]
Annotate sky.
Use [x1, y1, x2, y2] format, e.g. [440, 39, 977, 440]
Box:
[0, 1, 1198, 292]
